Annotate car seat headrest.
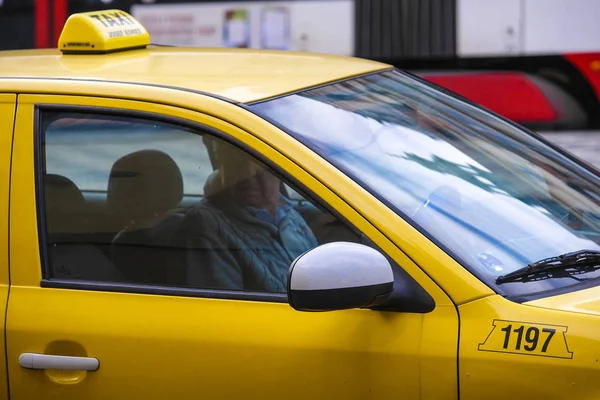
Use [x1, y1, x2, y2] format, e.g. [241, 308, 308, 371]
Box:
[107, 149, 183, 222]
[44, 174, 86, 233]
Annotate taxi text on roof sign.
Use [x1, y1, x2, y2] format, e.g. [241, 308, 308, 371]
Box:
[58, 10, 151, 54]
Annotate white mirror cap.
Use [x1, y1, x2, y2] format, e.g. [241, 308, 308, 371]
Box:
[289, 242, 394, 291]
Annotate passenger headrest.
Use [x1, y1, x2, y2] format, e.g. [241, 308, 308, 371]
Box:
[107, 150, 183, 222]
[44, 174, 85, 233]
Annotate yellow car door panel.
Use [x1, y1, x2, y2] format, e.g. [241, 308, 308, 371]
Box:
[7, 94, 458, 399]
[0, 94, 16, 400]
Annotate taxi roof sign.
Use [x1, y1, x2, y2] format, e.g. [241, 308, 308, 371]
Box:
[58, 10, 150, 54]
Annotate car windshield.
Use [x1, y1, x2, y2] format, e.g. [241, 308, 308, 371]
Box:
[250, 69, 600, 299]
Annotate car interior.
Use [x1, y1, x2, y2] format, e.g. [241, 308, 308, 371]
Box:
[42, 121, 361, 288]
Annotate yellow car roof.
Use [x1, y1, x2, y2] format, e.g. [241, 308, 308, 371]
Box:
[0, 47, 390, 103]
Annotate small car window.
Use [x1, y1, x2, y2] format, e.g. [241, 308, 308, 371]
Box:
[40, 112, 360, 295]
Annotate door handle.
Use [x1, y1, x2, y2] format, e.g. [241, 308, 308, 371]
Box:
[19, 353, 99, 371]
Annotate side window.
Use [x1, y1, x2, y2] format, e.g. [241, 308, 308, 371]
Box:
[40, 111, 360, 295]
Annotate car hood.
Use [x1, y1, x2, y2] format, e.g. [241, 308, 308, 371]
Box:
[525, 284, 600, 316]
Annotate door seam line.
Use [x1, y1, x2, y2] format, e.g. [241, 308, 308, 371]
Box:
[4, 94, 18, 400]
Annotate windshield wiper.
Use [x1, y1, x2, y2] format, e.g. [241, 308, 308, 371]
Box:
[496, 250, 600, 284]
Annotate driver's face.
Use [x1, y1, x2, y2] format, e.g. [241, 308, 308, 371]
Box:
[223, 157, 280, 213]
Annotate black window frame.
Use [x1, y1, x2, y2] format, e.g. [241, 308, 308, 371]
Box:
[34, 104, 435, 313]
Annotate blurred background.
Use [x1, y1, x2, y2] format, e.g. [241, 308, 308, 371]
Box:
[2, 0, 600, 166]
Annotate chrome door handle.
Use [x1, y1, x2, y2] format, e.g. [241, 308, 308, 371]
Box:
[19, 353, 99, 371]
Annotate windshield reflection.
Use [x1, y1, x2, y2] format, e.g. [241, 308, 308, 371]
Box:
[251, 70, 600, 298]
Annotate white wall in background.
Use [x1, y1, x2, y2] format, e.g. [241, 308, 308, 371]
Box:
[131, 1, 354, 56]
[457, 0, 523, 56]
[523, 0, 600, 54]
[457, 0, 600, 56]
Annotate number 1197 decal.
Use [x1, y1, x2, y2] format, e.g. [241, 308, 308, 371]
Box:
[478, 320, 573, 359]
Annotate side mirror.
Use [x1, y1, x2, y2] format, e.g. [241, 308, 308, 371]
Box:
[288, 242, 394, 312]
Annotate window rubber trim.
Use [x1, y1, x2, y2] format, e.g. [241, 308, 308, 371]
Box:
[0, 76, 239, 106]
[33, 106, 52, 281]
[34, 104, 434, 312]
[41, 279, 288, 303]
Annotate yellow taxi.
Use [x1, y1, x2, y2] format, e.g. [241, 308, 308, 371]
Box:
[0, 9, 599, 400]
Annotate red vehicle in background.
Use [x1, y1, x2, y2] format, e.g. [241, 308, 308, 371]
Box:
[4, 0, 599, 131]
[381, 0, 600, 132]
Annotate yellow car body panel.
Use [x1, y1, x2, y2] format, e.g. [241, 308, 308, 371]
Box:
[0, 94, 15, 400]
[459, 294, 600, 399]
[525, 284, 600, 316]
[0, 47, 389, 103]
[7, 94, 459, 399]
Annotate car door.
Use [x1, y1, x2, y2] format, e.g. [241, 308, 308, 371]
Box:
[7, 92, 459, 400]
[0, 94, 16, 400]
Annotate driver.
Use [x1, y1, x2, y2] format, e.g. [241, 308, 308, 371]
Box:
[174, 139, 318, 292]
